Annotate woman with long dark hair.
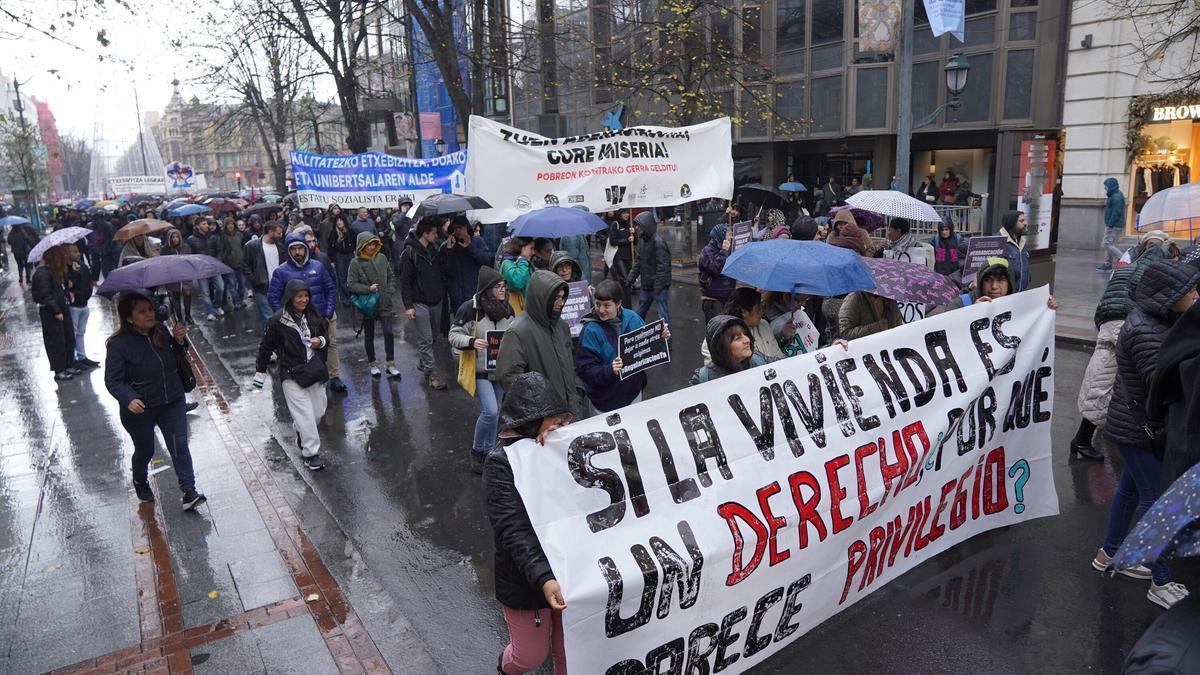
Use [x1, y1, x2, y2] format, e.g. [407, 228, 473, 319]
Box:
[328, 215, 356, 306]
[104, 290, 206, 509]
[31, 245, 80, 380]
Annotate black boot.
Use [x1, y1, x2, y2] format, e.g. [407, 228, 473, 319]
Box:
[470, 449, 488, 475]
[1070, 419, 1104, 461]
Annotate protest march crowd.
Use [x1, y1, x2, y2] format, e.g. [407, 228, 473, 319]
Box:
[9, 119, 1200, 672]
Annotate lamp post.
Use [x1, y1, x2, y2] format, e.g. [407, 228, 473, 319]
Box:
[434, 138, 447, 156]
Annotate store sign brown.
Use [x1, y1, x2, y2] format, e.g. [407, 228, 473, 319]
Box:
[1151, 104, 1200, 121]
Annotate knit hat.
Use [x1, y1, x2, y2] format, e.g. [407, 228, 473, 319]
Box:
[1141, 229, 1170, 244]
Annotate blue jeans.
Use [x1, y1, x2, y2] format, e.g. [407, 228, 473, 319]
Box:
[67, 304, 90, 360]
[474, 379, 504, 452]
[119, 397, 196, 493]
[196, 275, 226, 315]
[636, 287, 671, 329]
[255, 291, 273, 322]
[1103, 444, 1169, 584]
[224, 271, 246, 307]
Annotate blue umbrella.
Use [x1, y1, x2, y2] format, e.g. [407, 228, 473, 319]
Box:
[74, 199, 95, 210]
[0, 215, 30, 227]
[508, 206, 608, 237]
[27, 226, 91, 263]
[1112, 462, 1200, 572]
[168, 204, 212, 217]
[722, 240, 876, 295]
[97, 254, 232, 297]
[779, 181, 808, 192]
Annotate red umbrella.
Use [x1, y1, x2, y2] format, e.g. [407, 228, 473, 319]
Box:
[202, 197, 241, 214]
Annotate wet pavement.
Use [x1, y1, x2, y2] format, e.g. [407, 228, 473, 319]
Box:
[0, 252, 1196, 674]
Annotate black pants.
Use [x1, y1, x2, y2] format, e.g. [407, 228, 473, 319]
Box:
[608, 257, 633, 307]
[14, 256, 32, 283]
[701, 298, 722, 323]
[39, 306, 76, 372]
[363, 316, 395, 363]
[120, 397, 196, 492]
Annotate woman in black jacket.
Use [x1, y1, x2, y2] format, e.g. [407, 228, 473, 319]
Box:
[253, 279, 330, 471]
[31, 245, 80, 380]
[104, 289, 206, 509]
[1093, 260, 1200, 610]
[484, 372, 571, 675]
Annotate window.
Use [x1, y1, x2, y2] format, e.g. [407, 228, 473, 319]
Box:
[1003, 49, 1035, 119]
[776, 0, 806, 52]
[949, 52, 992, 123]
[777, 80, 807, 135]
[1010, 0, 1037, 6]
[740, 86, 769, 137]
[777, 49, 806, 75]
[914, 24, 941, 54]
[810, 75, 842, 133]
[811, 43, 843, 70]
[810, 0, 844, 44]
[711, 10, 735, 57]
[966, 0, 996, 13]
[855, 68, 888, 128]
[911, 61, 940, 124]
[962, 15, 995, 47]
[1008, 12, 1036, 40]
[743, 5, 763, 59]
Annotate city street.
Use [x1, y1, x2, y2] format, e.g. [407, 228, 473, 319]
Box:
[1, 257, 1195, 674]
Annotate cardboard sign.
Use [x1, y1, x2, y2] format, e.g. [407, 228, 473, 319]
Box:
[485, 330, 504, 371]
[730, 220, 753, 252]
[961, 236, 1007, 280]
[617, 319, 670, 380]
[561, 281, 593, 338]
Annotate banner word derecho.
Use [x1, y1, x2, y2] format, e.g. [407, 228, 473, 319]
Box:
[289, 149, 468, 209]
[507, 288, 1059, 673]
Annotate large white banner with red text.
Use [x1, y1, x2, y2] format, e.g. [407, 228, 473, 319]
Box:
[466, 115, 733, 223]
[507, 287, 1058, 673]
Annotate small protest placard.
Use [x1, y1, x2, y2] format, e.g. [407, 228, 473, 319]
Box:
[561, 281, 592, 338]
[485, 330, 504, 371]
[961, 236, 1007, 280]
[730, 220, 753, 252]
[617, 319, 670, 380]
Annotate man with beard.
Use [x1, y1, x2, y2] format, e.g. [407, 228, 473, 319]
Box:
[1000, 210, 1031, 292]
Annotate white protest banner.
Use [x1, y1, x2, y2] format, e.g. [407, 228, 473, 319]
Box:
[507, 287, 1058, 673]
[290, 149, 468, 209]
[923, 0, 965, 41]
[466, 115, 734, 222]
[108, 175, 167, 195]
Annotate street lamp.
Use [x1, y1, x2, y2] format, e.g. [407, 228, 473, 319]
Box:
[434, 138, 446, 155]
[944, 52, 971, 110]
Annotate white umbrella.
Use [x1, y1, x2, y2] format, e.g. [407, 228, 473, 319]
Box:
[846, 190, 941, 223]
[28, 226, 91, 263]
[1137, 183, 1200, 238]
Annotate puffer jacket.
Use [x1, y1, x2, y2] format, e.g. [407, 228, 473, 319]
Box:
[1093, 244, 1168, 327]
[1076, 320, 1123, 426]
[255, 279, 329, 380]
[627, 211, 671, 292]
[1148, 302, 1200, 487]
[690, 314, 772, 384]
[448, 267, 516, 377]
[698, 223, 736, 303]
[267, 233, 337, 318]
[30, 265, 70, 315]
[346, 232, 396, 318]
[1104, 261, 1200, 449]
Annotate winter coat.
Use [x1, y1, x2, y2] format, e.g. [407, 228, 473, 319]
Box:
[928, 258, 1019, 315]
[186, 230, 221, 259]
[627, 212, 671, 292]
[449, 267, 516, 377]
[255, 279, 329, 381]
[484, 444, 556, 610]
[932, 232, 965, 277]
[104, 322, 189, 409]
[267, 233, 337, 318]
[915, 180, 939, 204]
[31, 266, 70, 315]
[242, 236, 287, 293]
[547, 250, 582, 282]
[698, 224, 736, 303]
[219, 229, 246, 268]
[66, 259, 93, 308]
[441, 234, 492, 311]
[557, 235, 592, 284]
[1104, 261, 1200, 450]
[397, 231, 446, 308]
[328, 228, 356, 257]
[1148, 302, 1200, 487]
[495, 270, 589, 421]
[690, 315, 772, 384]
[839, 292, 902, 339]
[1103, 178, 1126, 229]
[700, 315, 783, 363]
[118, 239, 158, 266]
[575, 308, 646, 412]
[346, 232, 397, 318]
[1123, 595, 1200, 675]
[607, 217, 634, 265]
[499, 254, 531, 315]
[1094, 244, 1168, 327]
[938, 178, 959, 205]
[1000, 213, 1031, 292]
[1077, 320, 1123, 426]
[86, 218, 113, 253]
[7, 224, 38, 260]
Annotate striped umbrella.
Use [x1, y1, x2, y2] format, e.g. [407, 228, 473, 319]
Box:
[847, 190, 941, 223]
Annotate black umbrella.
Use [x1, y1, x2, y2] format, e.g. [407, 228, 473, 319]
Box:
[411, 193, 492, 218]
[242, 203, 282, 218]
[735, 183, 786, 208]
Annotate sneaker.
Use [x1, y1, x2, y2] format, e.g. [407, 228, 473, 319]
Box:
[1148, 581, 1189, 609]
[328, 376, 347, 392]
[369, 364, 381, 378]
[304, 455, 326, 471]
[427, 373, 447, 390]
[216, 308, 225, 317]
[133, 480, 155, 502]
[181, 490, 207, 511]
[185, 401, 200, 413]
[205, 313, 216, 322]
[386, 366, 402, 379]
[1092, 547, 1153, 580]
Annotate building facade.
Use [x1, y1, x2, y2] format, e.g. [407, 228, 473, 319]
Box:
[31, 98, 65, 200]
[1060, 1, 1199, 247]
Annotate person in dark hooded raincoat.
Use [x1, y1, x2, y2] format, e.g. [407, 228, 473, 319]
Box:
[548, 250, 581, 284]
[627, 211, 672, 328]
[690, 314, 773, 384]
[1147, 289, 1200, 488]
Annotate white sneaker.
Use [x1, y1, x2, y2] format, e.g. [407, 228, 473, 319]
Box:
[205, 313, 216, 322]
[1092, 547, 1152, 580]
[386, 366, 401, 378]
[369, 365, 381, 377]
[1148, 581, 1189, 609]
[216, 308, 225, 317]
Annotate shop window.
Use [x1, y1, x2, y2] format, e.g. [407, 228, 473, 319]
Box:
[777, 0, 806, 52]
[740, 86, 770, 137]
[1003, 49, 1034, 119]
[911, 60, 940, 123]
[810, 75, 842, 133]
[777, 80, 807, 135]
[961, 15, 995, 47]
[855, 68, 889, 129]
[811, 0, 844, 44]
[966, 0, 997, 13]
[949, 52, 992, 123]
[811, 43, 843, 71]
[777, 50, 806, 76]
[1008, 12, 1036, 40]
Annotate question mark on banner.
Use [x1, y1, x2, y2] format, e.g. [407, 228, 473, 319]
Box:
[1008, 459, 1030, 514]
[926, 433, 943, 471]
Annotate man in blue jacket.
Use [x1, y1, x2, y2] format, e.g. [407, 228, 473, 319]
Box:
[1100, 177, 1127, 271]
[268, 233, 338, 327]
[575, 279, 669, 415]
[1000, 210, 1031, 292]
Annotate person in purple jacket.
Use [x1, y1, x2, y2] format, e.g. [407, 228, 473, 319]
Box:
[698, 223, 737, 323]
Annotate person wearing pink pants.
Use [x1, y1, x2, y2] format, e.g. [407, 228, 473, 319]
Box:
[484, 372, 574, 674]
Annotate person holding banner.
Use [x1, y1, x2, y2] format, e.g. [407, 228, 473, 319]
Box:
[697, 223, 736, 322]
[449, 267, 515, 473]
[499, 237, 535, 315]
[348, 233, 400, 378]
[483, 371, 571, 675]
[700, 287, 784, 363]
[691, 314, 775, 384]
[839, 290, 903, 339]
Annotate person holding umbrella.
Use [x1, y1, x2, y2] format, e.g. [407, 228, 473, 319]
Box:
[104, 289, 207, 509]
[31, 245, 81, 381]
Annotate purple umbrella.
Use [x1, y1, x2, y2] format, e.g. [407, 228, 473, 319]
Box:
[27, 226, 91, 263]
[861, 257, 961, 306]
[828, 205, 886, 233]
[97, 254, 233, 298]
